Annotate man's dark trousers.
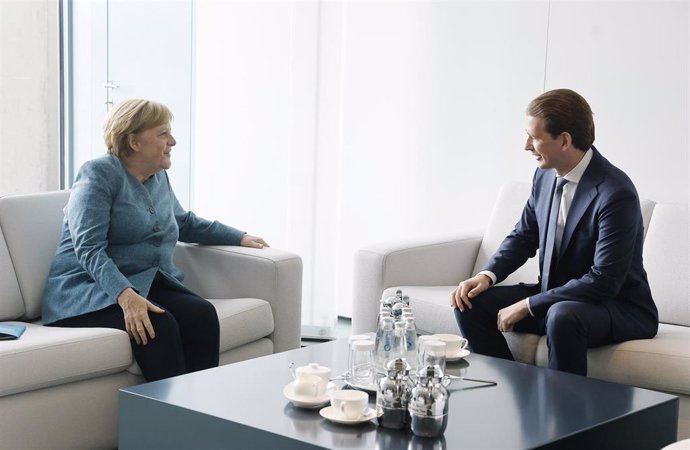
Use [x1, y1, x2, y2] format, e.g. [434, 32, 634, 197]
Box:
[455, 284, 613, 375]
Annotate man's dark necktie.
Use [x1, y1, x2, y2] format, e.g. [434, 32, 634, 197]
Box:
[541, 177, 568, 292]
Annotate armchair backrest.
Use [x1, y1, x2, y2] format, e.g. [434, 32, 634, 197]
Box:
[472, 181, 538, 286]
[642, 203, 689, 326]
[472, 181, 657, 288]
[0, 191, 70, 320]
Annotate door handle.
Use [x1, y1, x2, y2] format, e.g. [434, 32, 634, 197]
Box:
[104, 81, 119, 107]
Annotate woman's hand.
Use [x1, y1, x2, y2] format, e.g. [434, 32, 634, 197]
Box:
[117, 288, 166, 345]
[240, 234, 269, 249]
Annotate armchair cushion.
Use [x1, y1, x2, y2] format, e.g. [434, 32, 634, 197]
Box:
[0, 322, 132, 396]
[535, 323, 690, 395]
[127, 297, 275, 376]
[503, 332, 541, 365]
[210, 297, 274, 353]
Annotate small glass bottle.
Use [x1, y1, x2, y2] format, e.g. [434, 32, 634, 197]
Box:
[374, 317, 395, 374]
[403, 316, 419, 372]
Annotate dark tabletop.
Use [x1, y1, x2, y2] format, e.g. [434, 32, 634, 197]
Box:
[121, 337, 677, 449]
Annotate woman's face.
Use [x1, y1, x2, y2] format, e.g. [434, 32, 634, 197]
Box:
[129, 123, 176, 173]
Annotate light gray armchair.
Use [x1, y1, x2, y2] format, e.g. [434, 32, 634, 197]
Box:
[0, 190, 302, 449]
[352, 181, 689, 439]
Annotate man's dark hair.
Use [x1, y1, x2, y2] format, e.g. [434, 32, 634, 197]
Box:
[527, 89, 595, 151]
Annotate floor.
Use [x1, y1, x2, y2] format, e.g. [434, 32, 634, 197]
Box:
[301, 316, 352, 347]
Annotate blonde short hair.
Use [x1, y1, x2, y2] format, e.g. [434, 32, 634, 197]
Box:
[103, 99, 173, 158]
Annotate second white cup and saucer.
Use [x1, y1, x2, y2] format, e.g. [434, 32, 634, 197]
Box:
[434, 333, 471, 362]
[319, 390, 380, 425]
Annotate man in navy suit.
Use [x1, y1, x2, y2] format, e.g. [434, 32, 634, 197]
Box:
[452, 89, 658, 375]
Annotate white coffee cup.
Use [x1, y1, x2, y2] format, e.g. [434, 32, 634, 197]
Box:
[293, 374, 326, 398]
[433, 333, 469, 356]
[330, 390, 369, 420]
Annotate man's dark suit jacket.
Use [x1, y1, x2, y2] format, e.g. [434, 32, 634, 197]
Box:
[484, 147, 658, 342]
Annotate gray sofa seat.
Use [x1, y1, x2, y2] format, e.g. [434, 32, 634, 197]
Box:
[211, 297, 274, 353]
[126, 296, 276, 375]
[353, 181, 689, 439]
[0, 190, 303, 450]
[0, 323, 131, 397]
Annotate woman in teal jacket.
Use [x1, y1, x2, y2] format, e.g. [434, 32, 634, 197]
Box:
[42, 99, 268, 381]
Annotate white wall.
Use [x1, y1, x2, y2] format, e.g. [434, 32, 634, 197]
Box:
[192, 0, 688, 320]
[0, 0, 59, 196]
[193, 2, 335, 330]
[545, 0, 689, 205]
[333, 1, 548, 316]
[329, 0, 688, 316]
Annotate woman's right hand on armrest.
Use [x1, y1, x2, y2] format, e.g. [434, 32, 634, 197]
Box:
[117, 288, 166, 345]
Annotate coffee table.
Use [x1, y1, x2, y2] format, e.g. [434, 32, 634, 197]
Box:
[119, 338, 678, 449]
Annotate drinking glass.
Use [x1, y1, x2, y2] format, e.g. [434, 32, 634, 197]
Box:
[417, 335, 439, 368]
[349, 339, 375, 386]
[419, 340, 446, 376]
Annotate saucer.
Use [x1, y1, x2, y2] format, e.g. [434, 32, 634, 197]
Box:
[446, 348, 470, 362]
[283, 382, 336, 409]
[319, 406, 380, 425]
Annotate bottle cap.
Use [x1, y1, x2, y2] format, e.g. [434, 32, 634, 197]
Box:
[391, 303, 404, 317]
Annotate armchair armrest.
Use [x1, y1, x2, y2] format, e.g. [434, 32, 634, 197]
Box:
[174, 243, 302, 353]
[351, 233, 483, 333]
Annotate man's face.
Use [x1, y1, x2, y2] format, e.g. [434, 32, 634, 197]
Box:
[524, 116, 564, 171]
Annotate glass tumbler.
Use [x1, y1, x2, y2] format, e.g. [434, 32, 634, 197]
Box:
[417, 335, 439, 368]
[349, 339, 375, 387]
[419, 339, 447, 376]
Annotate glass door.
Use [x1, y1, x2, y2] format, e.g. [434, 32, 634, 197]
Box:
[65, 0, 193, 208]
